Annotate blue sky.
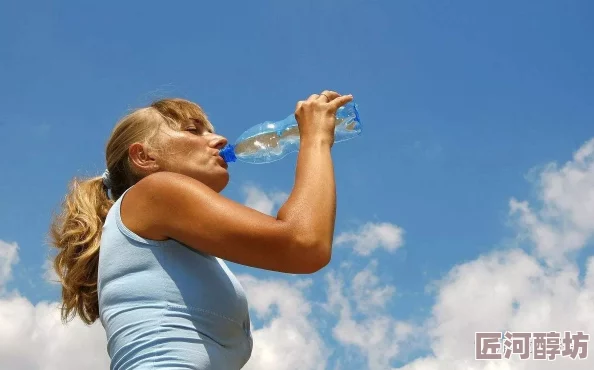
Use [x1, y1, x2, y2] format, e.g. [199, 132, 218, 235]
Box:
[1, 1, 594, 369]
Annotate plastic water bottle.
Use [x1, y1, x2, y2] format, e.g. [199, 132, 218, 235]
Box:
[219, 101, 361, 164]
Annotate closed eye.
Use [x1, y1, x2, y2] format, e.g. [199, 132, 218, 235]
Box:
[186, 127, 211, 136]
[190, 118, 215, 134]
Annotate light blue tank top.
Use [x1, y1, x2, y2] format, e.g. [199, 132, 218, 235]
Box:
[97, 186, 253, 369]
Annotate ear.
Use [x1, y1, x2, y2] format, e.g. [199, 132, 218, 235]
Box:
[128, 142, 158, 174]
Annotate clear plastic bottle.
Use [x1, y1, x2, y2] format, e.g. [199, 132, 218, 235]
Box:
[219, 101, 361, 164]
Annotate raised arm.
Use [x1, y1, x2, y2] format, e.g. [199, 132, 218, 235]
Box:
[125, 91, 353, 274]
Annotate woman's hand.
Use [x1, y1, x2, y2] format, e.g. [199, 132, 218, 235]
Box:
[294, 90, 353, 146]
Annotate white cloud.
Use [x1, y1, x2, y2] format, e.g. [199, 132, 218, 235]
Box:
[509, 138, 594, 264]
[351, 260, 396, 314]
[242, 184, 288, 216]
[335, 222, 405, 256]
[399, 138, 594, 369]
[324, 261, 418, 370]
[0, 240, 110, 370]
[0, 240, 18, 293]
[238, 275, 328, 370]
[0, 297, 110, 370]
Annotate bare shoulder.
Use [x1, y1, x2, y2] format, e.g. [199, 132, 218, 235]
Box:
[119, 172, 182, 241]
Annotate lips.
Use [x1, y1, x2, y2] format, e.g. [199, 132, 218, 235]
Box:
[217, 156, 228, 169]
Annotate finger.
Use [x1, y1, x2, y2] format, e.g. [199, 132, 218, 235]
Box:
[317, 93, 330, 102]
[318, 90, 340, 102]
[307, 94, 320, 102]
[329, 94, 353, 109]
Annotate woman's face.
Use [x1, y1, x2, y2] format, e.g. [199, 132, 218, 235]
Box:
[146, 119, 230, 192]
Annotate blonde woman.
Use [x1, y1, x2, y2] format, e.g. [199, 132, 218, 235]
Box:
[48, 91, 353, 369]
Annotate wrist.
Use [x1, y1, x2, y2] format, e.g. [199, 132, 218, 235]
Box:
[300, 134, 334, 149]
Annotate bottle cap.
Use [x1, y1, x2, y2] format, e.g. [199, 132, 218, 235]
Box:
[219, 144, 237, 163]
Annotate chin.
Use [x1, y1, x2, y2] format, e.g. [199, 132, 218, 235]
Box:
[211, 173, 230, 193]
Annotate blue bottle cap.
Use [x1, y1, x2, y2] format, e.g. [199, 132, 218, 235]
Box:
[219, 144, 237, 163]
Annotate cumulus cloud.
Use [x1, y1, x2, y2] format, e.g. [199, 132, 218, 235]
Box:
[324, 260, 419, 370]
[510, 138, 594, 264]
[350, 260, 396, 315]
[238, 275, 328, 370]
[0, 240, 110, 370]
[335, 222, 405, 256]
[399, 138, 594, 369]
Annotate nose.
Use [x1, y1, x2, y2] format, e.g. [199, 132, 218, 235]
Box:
[210, 134, 228, 150]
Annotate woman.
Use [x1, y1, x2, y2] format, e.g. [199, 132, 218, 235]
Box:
[48, 90, 353, 369]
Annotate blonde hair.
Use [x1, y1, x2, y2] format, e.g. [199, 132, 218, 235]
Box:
[48, 98, 212, 325]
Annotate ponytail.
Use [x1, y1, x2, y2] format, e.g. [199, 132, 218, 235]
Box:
[48, 176, 113, 325]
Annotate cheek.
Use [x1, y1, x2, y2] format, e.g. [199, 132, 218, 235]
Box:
[178, 136, 201, 154]
[185, 138, 211, 161]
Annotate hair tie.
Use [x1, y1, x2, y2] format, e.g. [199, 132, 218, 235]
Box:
[101, 169, 113, 190]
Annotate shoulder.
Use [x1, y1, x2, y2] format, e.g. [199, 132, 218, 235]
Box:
[120, 172, 195, 241]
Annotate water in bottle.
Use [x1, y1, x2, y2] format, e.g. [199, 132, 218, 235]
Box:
[219, 101, 361, 164]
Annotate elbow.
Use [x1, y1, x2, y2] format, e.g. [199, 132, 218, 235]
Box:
[308, 241, 332, 273]
[309, 252, 331, 273]
[291, 236, 332, 274]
